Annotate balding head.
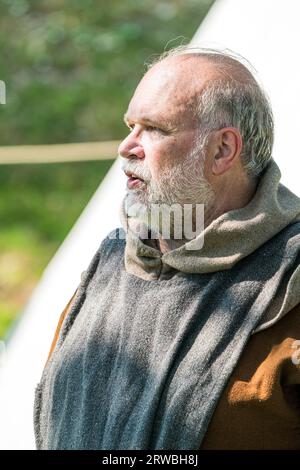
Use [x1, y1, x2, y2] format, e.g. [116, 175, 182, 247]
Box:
[145, 46, 274, 180]
[125, 53, 218, 137]
[147, 49, 256, 85]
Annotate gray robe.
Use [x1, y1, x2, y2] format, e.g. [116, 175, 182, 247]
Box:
[34, 220, 300, 450]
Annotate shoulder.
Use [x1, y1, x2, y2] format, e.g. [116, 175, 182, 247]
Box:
[99, 227, 126, 256]
[251, 303, 300, 350]
[44, 227, 126, 369]
[237, 303, 300, 383]
[80, 227, 126, 281]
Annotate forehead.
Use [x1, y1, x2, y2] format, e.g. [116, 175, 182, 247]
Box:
[125, 56, 215, 127]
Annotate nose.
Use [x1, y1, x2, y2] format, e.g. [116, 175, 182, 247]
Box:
[118, 130, 145, 160]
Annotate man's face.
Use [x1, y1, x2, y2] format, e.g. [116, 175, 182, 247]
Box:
[118, 56, 216, 220]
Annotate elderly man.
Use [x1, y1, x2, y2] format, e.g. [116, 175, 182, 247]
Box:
[34, 47, 300, 450]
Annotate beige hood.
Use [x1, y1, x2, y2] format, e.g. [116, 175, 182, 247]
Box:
[119, 158, 300, 333]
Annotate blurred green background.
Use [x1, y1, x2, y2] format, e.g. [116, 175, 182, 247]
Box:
[0, 0, 213, 338]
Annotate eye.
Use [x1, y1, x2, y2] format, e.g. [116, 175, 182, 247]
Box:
[125, 122, 166, 135]
[145, 125, 166, 134]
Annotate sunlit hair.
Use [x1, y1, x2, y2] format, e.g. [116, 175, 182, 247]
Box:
[145, 45, 274, 181]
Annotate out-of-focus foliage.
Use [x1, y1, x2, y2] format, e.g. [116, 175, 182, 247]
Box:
[0, 0, 213, 144]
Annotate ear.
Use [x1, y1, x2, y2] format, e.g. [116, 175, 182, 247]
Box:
[210, 127, 243, 176]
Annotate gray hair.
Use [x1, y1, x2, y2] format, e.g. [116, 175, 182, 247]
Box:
[146, 45, 274, 180]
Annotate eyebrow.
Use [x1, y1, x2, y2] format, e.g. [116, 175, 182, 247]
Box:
[123, 112, 176, 131]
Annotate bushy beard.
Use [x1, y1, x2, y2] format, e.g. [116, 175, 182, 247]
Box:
[121, 137, 216, 240]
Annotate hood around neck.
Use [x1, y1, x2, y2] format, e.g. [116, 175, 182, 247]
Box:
[120, 158, 300, 281]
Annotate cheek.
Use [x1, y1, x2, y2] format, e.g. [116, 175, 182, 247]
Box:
[144, 137, 183, 178]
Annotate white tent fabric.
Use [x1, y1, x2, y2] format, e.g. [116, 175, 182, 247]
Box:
[0, 0, 299, 449]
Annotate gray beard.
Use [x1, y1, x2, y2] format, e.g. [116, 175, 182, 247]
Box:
[122, 141, 216, 240]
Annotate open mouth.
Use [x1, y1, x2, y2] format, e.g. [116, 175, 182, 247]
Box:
[125, 171, 145, 189]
